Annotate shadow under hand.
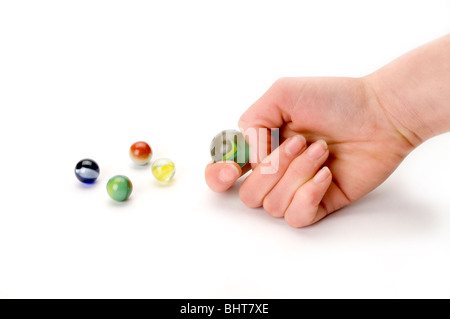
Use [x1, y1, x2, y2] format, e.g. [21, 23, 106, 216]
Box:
[298, 182, 437, 243]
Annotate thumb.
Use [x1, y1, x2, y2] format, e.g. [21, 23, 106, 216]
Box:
[205, 162, 246, 193]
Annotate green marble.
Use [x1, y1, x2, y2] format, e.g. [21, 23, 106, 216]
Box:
[210, 129, 249, 168]
[107, 175, 133, 202]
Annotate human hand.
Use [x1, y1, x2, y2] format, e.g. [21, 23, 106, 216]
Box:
[206, 35, 450, 228]
[206, 77, 414, 227]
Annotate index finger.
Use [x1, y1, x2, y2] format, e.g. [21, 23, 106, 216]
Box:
[238, 78, 289, 167]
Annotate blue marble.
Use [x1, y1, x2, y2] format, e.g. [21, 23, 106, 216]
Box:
[75, 159, 100, 183]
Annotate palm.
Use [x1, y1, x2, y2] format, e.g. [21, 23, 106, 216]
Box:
[275, 77, 413, 211]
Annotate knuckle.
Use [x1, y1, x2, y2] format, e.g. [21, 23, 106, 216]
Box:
[237, 115, 248, 130]
[263, 197, 284, 218]
[301, 188, 321, 207]
[239, 187, 262, 208]
[285, 209, 315, 228]
[273, 77, 290, 89]
[271, 77, 293, 97]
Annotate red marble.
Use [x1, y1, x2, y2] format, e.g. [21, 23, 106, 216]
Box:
[130, 141, 152, 165]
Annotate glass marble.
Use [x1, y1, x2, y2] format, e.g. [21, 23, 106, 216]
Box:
[130, 141, 152, 165]
[152, 158, 175, 182]
[107, 175, 133, 201]
[210, 129, 249, 168]
[75, 159, 100, 183]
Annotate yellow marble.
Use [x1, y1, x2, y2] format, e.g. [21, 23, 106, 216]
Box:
[152, 158, 175, 182]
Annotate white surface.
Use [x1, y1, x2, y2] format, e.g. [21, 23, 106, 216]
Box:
[0, 1, 449, 299]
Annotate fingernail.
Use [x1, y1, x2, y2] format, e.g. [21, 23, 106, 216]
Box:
[219, 165, 240, 183]
[307, 140, 328, 159]
[284, 135, 305, 156]
[314, 167, 331, 183]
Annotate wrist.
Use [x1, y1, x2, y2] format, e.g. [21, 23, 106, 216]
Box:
[363, 34, 450, 146]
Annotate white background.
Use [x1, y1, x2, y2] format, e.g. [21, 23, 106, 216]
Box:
[0, 0, 449, 299]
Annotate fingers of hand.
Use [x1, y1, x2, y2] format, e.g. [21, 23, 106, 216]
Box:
[207, 135, 333, 227]
[262, 139, 330, 218]
[205, 162, 243, 193]
[239, 135, 307, 207]
[284, 167, 332, 228]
